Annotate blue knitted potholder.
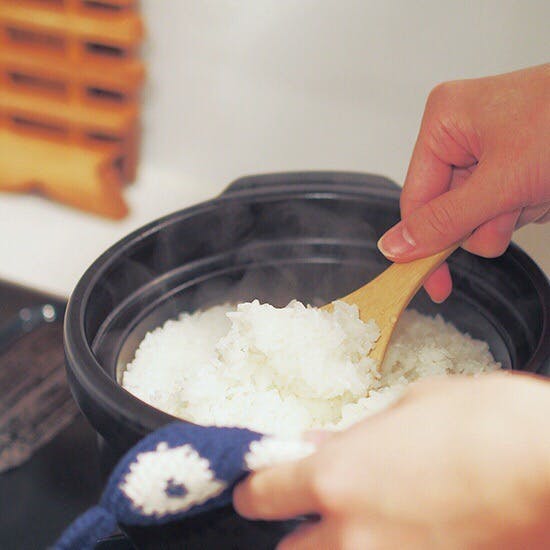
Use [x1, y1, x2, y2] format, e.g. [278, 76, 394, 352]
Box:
[53, 422, 314, 550]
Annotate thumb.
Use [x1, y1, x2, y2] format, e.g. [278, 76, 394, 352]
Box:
[379, 164, 515, 261]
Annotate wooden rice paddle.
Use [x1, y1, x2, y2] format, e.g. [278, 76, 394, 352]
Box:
[322, 244, 460, 366]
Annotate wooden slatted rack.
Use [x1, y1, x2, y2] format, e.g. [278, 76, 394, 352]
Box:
[0, 0, 144, 218]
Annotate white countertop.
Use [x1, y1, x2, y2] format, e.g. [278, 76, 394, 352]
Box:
[0, 164, 216, 297]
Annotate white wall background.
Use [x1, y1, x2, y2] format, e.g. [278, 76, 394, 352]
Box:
[1, 0, 548, 296]
[141, 0, 549, 186]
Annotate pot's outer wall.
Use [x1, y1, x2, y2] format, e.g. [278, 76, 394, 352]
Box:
[65, 172, 549, 451]
[64, 172, 549, 548]
[65, 171, 549, 452]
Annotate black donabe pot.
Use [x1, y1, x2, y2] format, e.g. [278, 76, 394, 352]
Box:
[65, 172, 550, 549]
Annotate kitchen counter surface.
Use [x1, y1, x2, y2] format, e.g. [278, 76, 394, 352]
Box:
[0, 164, 215, 297]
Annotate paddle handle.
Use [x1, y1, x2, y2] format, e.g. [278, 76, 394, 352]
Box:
[333, 243, 460, 366]
[380, 243, 460, 298]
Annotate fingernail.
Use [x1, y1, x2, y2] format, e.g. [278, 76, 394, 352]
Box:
[378, 223, 416, 258]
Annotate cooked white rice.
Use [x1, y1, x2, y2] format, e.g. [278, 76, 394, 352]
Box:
[122, 300, 500, 435]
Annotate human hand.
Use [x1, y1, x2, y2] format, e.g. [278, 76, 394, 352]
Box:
[233, 374, 550, 549]
[378, 64, 550, 302]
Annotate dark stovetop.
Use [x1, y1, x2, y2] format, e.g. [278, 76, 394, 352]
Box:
[0, 280, 290, 550]
[0, 280, 107, 549]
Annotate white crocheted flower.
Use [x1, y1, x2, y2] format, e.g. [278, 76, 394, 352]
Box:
[244, 436, 316, 471]
[119, 443, 226, 516]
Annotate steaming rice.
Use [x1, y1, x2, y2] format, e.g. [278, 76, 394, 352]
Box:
[122, 301, 500, 434]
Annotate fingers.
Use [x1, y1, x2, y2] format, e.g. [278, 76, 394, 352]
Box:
[233, 459, 317, 520]
[399, 135, 453, 219]
[304, 429, 335, 447]
[408, 208, 519, 302]
[277, 520, 333, 550]
[462, 210, 520, 257]
[395, 206, 529, 302]
[393, 85, 478, 296]
[379, 163, 515, 260]
[278, 519, 375, 550]
[423, 262, 452, 303]
[517, 203, 550, 228]
[406, 166, 473, 303]
[535, 210, 550, 224]
[400, 85, 478, 220]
